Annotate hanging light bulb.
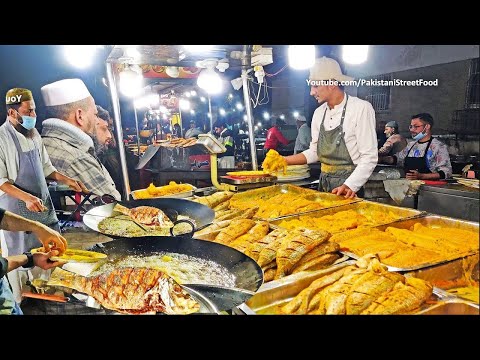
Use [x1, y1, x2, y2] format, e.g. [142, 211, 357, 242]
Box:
[342, 45, 369, 64]
[288, 45, 316, 70]
[197, 67, 223, 95]
[119, 65, 143, 97]
[64, 45, 98, 68]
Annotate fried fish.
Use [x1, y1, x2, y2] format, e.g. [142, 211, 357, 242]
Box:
[47, 267, 200, 315]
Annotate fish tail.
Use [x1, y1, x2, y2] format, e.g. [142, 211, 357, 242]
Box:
[113, 204, 130, 216]
[47, 268, 83, 291]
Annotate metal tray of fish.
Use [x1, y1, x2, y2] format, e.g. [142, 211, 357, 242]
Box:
[238, 261, 476, 315]
[340, 215, 479, 272]
[269, 200, 426, 233]
[131, 188, 196, 200]
[229, 184, 362, 221]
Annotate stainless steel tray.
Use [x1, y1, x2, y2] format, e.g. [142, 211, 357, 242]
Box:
[131, 188, 196, 200]
[269, 200, 425, 233]
[229, 184, 362, 221]
[340, 215, 479, 272]
[240, 261, 477, 315]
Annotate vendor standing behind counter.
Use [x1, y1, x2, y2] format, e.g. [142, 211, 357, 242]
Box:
[381, 113, 452, 180]
[284, 57, 378, 199]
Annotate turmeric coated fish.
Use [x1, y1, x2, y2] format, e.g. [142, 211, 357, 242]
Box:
[47, 267, 200, 315]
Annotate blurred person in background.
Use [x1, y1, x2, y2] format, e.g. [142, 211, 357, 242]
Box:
[294, 115, 312, 154]
[378, 120, 407, 158]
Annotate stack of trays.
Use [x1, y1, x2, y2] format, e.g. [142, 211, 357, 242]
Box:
[276, 165, 310, 182]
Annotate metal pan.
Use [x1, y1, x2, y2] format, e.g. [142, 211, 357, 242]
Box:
[83, 197, 215, 238]
[90, 236, 264, 310]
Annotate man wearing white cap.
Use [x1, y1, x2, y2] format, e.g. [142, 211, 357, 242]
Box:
[284, 57, 378, 198]
[41, 79, 121, 201]
[294, 114, 312, 154]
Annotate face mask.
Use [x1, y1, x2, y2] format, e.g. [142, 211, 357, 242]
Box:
[412, 129, 427, 141]
[15, 111, 37, 130]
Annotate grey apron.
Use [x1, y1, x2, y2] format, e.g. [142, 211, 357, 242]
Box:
[0, 121, 59, 256]
[317, 94, 356, 192]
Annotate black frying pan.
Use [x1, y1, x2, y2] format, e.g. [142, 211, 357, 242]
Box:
[90, 236, 264, 309]
[83, 197, 215, 238]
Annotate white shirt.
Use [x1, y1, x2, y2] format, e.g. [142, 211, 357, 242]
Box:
[302, 94, 378, 192]
[0, 120, 57, 196]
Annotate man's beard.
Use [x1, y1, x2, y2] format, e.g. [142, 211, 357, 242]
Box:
[91, 135, 108, 156]
[15, 123, 35, 138]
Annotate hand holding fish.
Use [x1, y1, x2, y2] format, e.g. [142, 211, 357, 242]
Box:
[33, 223, 68, 256]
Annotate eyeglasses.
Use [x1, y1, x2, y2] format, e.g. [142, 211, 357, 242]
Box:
[409, 124, 425, 129]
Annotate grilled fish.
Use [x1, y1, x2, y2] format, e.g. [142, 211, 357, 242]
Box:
[214, 219, 256, 244]
[230, 222, 270, 253]
[47, 267, 200, 315]
[114, 204, 174, 228]
[290, 242, 340, 273]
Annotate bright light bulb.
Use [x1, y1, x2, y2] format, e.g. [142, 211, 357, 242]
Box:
[125, 46, 140, 59]
[200, 96, 206, 102]
[119, 68, 143, 98]
[236, 102, 244, 111]
[197, 68, 223, 95]
[263, 112, 270, 120]
[280, 114, 285, 120]
[190, 110, 195, 115]
[293, 111, 299, 118]
[64, 45, 98, 69]
[179, 99, 190, 111]
[288, 45, 316, 70]
[190, 90, 197, 96]
[219, 108, 226, 116]
[257, 122, 262, 127]
[184, 92, 191, 98]
[342, 45, 369, 64]
[243, 115, 248, 121]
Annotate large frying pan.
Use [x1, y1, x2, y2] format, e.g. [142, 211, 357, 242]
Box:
[83, 197, 215, 238]
[90, 236, 264, 310]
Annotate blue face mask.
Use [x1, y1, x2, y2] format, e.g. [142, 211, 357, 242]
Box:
[15, 111, 37, 130]
[412, 128, 427, 141]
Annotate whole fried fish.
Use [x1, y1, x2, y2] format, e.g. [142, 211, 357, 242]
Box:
[114, 204, 174, 228]
[47, 267, 200, 315]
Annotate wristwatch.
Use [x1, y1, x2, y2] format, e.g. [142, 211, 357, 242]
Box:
[22, 251, 34, 268]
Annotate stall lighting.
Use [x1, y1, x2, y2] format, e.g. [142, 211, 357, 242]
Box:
[200, 96, 206, 102]
[119, 66, 143, 98]
[207, 113, 212, 118]
[64, 45, 98, 69]
[190, 110, 195, 115]
[293, 111, 299, 118]
[179, 99, 190, 111]
[219, 108, 226, 116]
[263, 112, 270, 120]
[257, 122, 262, 127]
[236, 102, 244, 111]
[288, 45, 316, 70]
[342, 45, 369, 64]
[243, 115, 248, 121]
[228, 94, 233, 99]
[184, 92, 191, 98]
[190, 90, 197, 97]
[279, 114, 285, 120]
[197, 67, 223, 95]
[125, 46, 140, 59]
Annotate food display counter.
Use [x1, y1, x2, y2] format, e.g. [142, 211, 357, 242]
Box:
[418, 183, 479, 222]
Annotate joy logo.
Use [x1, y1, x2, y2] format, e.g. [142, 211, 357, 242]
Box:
[6, 94, 22, 103]
[191, 160, 210, 168]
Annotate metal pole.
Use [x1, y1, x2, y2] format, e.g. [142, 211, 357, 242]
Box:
[241, 45, 258, 170]
[133, 104, 141, 164]
[106, 62, 131, 201]
[208, 94, 213, 132]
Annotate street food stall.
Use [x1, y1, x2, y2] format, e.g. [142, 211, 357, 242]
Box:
[24, 45, 478, 315]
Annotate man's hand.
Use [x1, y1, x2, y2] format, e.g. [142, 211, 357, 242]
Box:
[63, 177, 89, 193]
[331, 184, 357, 199]
[24, 195, 47, 212]
[33, 250, 65, 270]
[406, 170, 422, 180]
[33, 224, 68, 256]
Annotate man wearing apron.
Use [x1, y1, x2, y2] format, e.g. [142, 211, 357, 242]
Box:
[0, 88, 85, 302]
[0, 208, 66, 314]
[385, 113, 452, 180]
[284, 57, 378, 198]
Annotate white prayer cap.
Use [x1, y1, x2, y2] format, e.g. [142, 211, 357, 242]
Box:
[296, 115, 307, 122]
[41, 78, 92, 106]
